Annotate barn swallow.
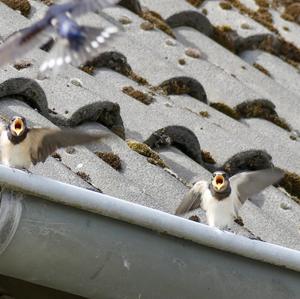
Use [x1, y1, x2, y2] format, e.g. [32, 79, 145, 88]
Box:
[0, 0, 120, 75]
[175, 168, 284, 229]
[0, 116, 107, 169]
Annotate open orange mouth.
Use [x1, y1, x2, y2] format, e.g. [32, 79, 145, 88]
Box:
[213, 175, 224, 190]
[13, 118, 23, 136]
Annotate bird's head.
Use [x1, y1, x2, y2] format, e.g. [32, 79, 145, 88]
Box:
[9, 116, 27, 137]
[211, 171, 229, 193]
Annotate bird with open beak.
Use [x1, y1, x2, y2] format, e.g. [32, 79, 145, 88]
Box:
[175, 168, 284, 229]
[0, 116, 107, 170]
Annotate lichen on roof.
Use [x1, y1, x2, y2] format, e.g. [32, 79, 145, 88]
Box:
[95, 152, 122, 171]
[141, 9, 175, 38]
[235, 99, 291, 131]
[0, 0, 31, 16]
[278, 171, 300, 204]
[126, 139, 167, 168]
[252, 63, 272, 77]
[209, 102, 241, 120]
[122, 86, 155, 105]
[185, 0, 205, 8]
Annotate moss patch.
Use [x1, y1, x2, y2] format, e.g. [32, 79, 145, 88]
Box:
[141, 9, 175, 38]
[282, 3, 300, 25]
[255, 0, 269, 8]
[209, 102, 241, 120]
[13, 60, 32, 70]
[1, 0, 31, 16]
[278, 171, 300, 204]
[128, 71, 149, 85]
[252, 63, 272, 77]
[122, 86, 154, 105]
[212, 26, 237, 52]
[95, 152, 122, 170]
[201, 150, 216, 164]
[126, 139, 167, 168]
[235, 99, 291, 131]
[220, 2, 232, 9]
[41, 0, 54, 5]
[80, 65, 95, 75]
[160, 80, 189, 96]
[76, 171, 91, 183]
[178, 58, 186, 65]
[186, 0, 205, 8]
[227, 0, 277, 33]
[199, 111, 210, 118]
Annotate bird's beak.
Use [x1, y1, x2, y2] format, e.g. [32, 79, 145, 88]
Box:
[12, 118, 24, 136]
[213, 175, 225, 191]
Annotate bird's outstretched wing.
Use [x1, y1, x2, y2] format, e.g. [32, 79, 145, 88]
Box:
[175, 181, 208, 215]
[39, 25, 118, 75]
[0, 19, 53, 68]
[70, 0, 121, 17]
[230, 168, 284, 205]
[28, 128, 108, 165]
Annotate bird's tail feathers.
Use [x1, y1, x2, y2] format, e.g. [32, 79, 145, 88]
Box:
[75, 25, 119, 66]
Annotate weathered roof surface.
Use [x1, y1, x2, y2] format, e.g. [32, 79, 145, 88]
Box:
[0, 0, 299, 257]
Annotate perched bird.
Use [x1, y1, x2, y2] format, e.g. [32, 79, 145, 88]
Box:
[175, 168, 284, 229]
[0, 0, 120, 75]
[0, 116, 107, 169]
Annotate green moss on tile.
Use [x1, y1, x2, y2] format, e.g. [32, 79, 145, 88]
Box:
[201, 150, 216, 164]
[255, 0, 269, 8]
[76, 171, 91, 183]
[122, 86, 154, 105]
[227, 0, 277, 33]
[186, 0, 205, 8]
[252, 63, 272, 77]
[126, 139, 167, 168]
[80, 65, 96, 75]
[219, 2, 232, 10]
[199, 111, 210, 118]
[141, 9, 175, 38]
[128, 70, 149, 85]
[95, 152, 122, 170]
[13, 60, 32, 70]
[159, 80, 190, 96]
[209, 102, 241, 120]
[178, 58, 187, 65]
[278, 171, 300, 204]
[212, 25, 237, 52]
[281, 3, 300, 25]
[1, 0, 31, 16]
[235, 99, 291, 131]
[41, 0, 54, 5]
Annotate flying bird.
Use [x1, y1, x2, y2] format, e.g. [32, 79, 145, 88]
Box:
[0, 0, 121, 75]
[175, 168, 284, 229]
[0, 116, 107, 169]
